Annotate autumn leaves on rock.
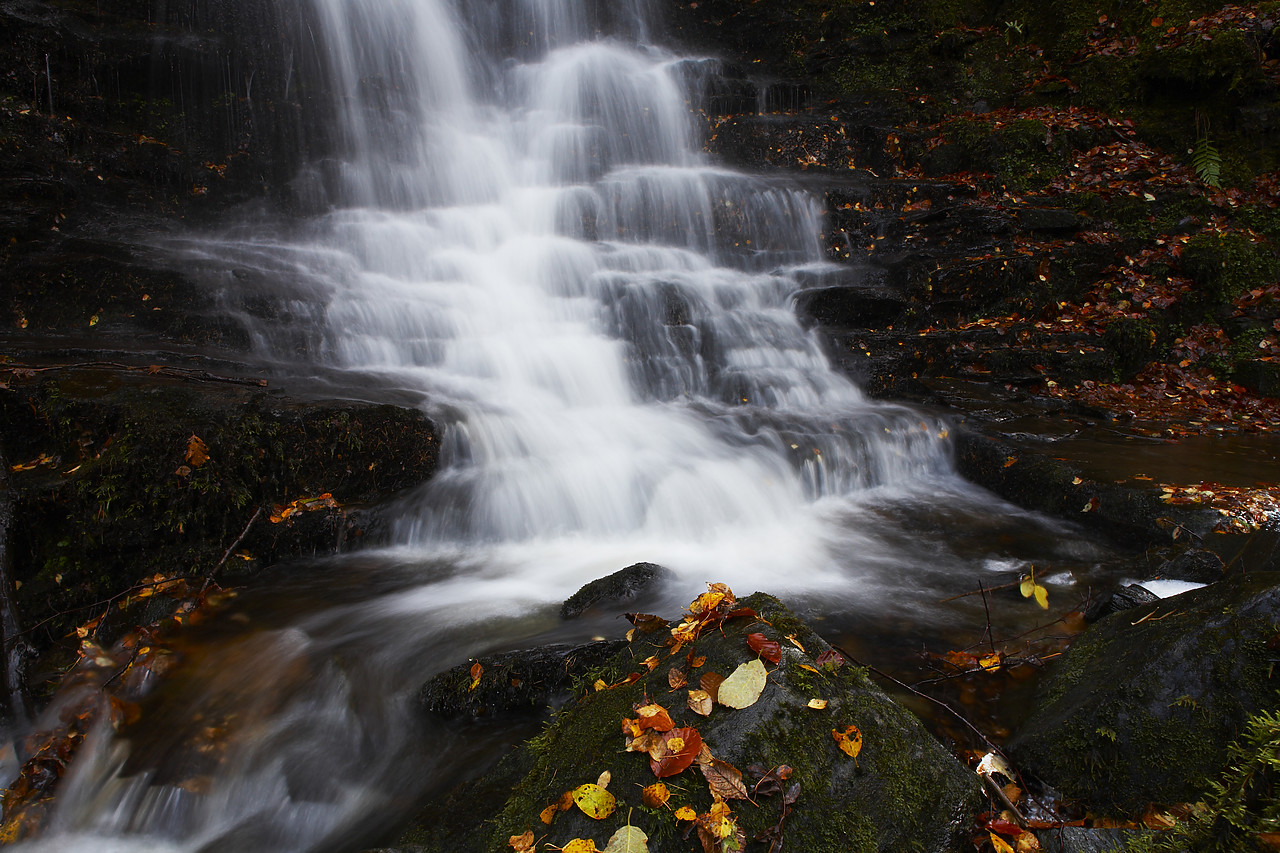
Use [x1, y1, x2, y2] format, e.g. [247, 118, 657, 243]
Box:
[513, 584, 860, 853]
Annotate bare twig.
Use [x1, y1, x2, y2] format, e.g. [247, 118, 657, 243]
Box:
[203, 506, 262, 592]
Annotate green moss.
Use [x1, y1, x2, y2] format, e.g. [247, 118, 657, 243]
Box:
[1180, 232, 1280, 315]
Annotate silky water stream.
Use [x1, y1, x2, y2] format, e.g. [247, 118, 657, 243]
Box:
[16, 1, 1110, 850]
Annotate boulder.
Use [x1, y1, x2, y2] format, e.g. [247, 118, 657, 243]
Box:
[560, 562, 676, 620]
[1008, 572, 1280, 812]
[402, 591, 980, 853]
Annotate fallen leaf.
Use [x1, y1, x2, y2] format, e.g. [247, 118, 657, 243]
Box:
[641, 782, 670, 808]
[469, 662, 483, 691]
[747, 633, 782, 664]
[563, 840, 600, 853]
[700, 672, 725, 703]
[807, 698, 828, 710]
[687, 689, 713, 716]
[651, 727, 703, 778]
[572, 783, 617, 819]
[540, 804, 559, 825]
[668, 666, 688, 689]
[625, 613, 668, 634]
[637, 704, 675, 732]
[509, 830, 535, 852]
[186, 435, 210, 467]
[699, 756, 749, 800]
[990, 832, 1016, 853]
[833, 724, 863, 760]
[717, 659, 767, 709]
[602, 825, 649, 853]
[784, 634, 805, 652]
[597, 770, 611, 789]
[675, 806, 697, 821]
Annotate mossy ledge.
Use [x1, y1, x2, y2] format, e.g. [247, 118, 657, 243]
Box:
[398, 592, 980, 853]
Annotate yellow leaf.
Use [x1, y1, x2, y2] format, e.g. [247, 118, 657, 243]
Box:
[798, 664, 820, 674]
[1019, 577, 1035, 598]
[572, 783, 617, 820]
[563, 840, 600, 853]
[807, 698, 828, 710]
[674, 806, 697, 821]
[594, 679, 607, 692]
[1033, 585, 1049, 610]
[641, 782, 670, 808]
[540, 804, 559, 825]
[989, 831, 1016, 853]
[978, 653, 1002, 672]
[716, 659, 767, 709]
[833, 724, 863, 760]
[785, 633, 805, 652]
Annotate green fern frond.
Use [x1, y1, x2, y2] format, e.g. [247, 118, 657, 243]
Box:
[1193, 136, 1222, 188]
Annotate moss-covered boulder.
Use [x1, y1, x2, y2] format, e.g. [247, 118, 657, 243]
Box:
[1007, 572, 1280, 813]
[401, 591, 980, 853]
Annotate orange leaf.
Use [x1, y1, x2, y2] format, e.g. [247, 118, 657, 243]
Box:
[636, 703, 675, 732]
[469, 662, 483, 691]
[699, 756, 748, 800]
[642, 782, 671, 808]
[185, 435, 210, 467]
[833, 724, 863, 760]
[509, 830, 535, 852]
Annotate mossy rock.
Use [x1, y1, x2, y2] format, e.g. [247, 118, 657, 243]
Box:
[1007, 572, 1280, 813]
[400, 592, 980, 853]
[1179, 232, 1280, 316]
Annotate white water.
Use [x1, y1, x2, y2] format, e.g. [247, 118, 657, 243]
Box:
[14, 1, 1101, 850]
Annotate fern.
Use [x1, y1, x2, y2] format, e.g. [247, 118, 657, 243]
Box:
[1193, 136, 1222, 188]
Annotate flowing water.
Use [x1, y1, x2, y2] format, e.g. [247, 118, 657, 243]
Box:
[15, 1, 1109, 850]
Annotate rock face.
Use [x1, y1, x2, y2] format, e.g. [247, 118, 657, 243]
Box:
[403, 592, 980, 853]
[1008, 572, 1280, 812]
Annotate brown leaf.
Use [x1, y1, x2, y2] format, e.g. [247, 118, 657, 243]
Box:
[699, 756, 749, 800]
[668, 666, 688, 689]
[699, 672, 725, 703]
[747, 632, 782, 664]
[625, 613, 668, 634]
[687, 689, 713, 716]
[641, 781, 670, 808]
[814, 648, 847, 666]
[509, 830, 536, 851]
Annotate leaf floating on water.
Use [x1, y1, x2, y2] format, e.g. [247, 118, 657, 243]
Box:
[746, 632, 781, 664]
[602, 825, 649, 853]
[833, 724, 863, 760]
[687, 689, 713, 716]
[717, 659, 767, 709]
[641, 782, 670, 808]
[572, 783, 616, 820]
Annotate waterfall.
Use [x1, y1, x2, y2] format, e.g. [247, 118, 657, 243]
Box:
[12, 1, 1092, 850]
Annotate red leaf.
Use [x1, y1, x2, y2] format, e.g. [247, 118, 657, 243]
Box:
[815, 648, 847, 666]
[651, 727, 703, 778]
[747, 632, 782, 664]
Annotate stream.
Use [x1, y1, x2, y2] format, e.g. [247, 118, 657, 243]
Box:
[14, 0, 1112, 850]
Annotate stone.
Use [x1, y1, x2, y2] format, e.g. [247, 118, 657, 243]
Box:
[1008, 572, 1280, 812]
[560, 562, 676, 620]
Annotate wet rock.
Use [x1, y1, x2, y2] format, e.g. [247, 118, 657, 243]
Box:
[560, 561, 675, 619]
[403, 593, 981, 853]
[1154, 547, 1225, 584]
[1031, 826, 1138, 853]
[1007, 572, 1280, 812]
[954, 430, 1220, 544]
[420, 640, 628, 720]
[1082, 583, 1159, 623]
[1013, 207, 1085, 234]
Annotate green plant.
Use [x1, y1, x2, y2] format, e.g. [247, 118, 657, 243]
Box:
[1192, 135, 1222, 187]
[1126, 706, 1280, 852]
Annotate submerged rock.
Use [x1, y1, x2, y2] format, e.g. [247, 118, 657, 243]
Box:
[560, 562, 676, 620]
[403, 591, 980, 853]
[1008, 572, 1280, 812]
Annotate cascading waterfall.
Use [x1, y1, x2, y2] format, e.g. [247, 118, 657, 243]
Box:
[12, 1, 1099, 851]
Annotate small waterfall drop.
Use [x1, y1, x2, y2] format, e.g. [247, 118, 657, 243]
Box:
[13, 1, 1096, 850]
